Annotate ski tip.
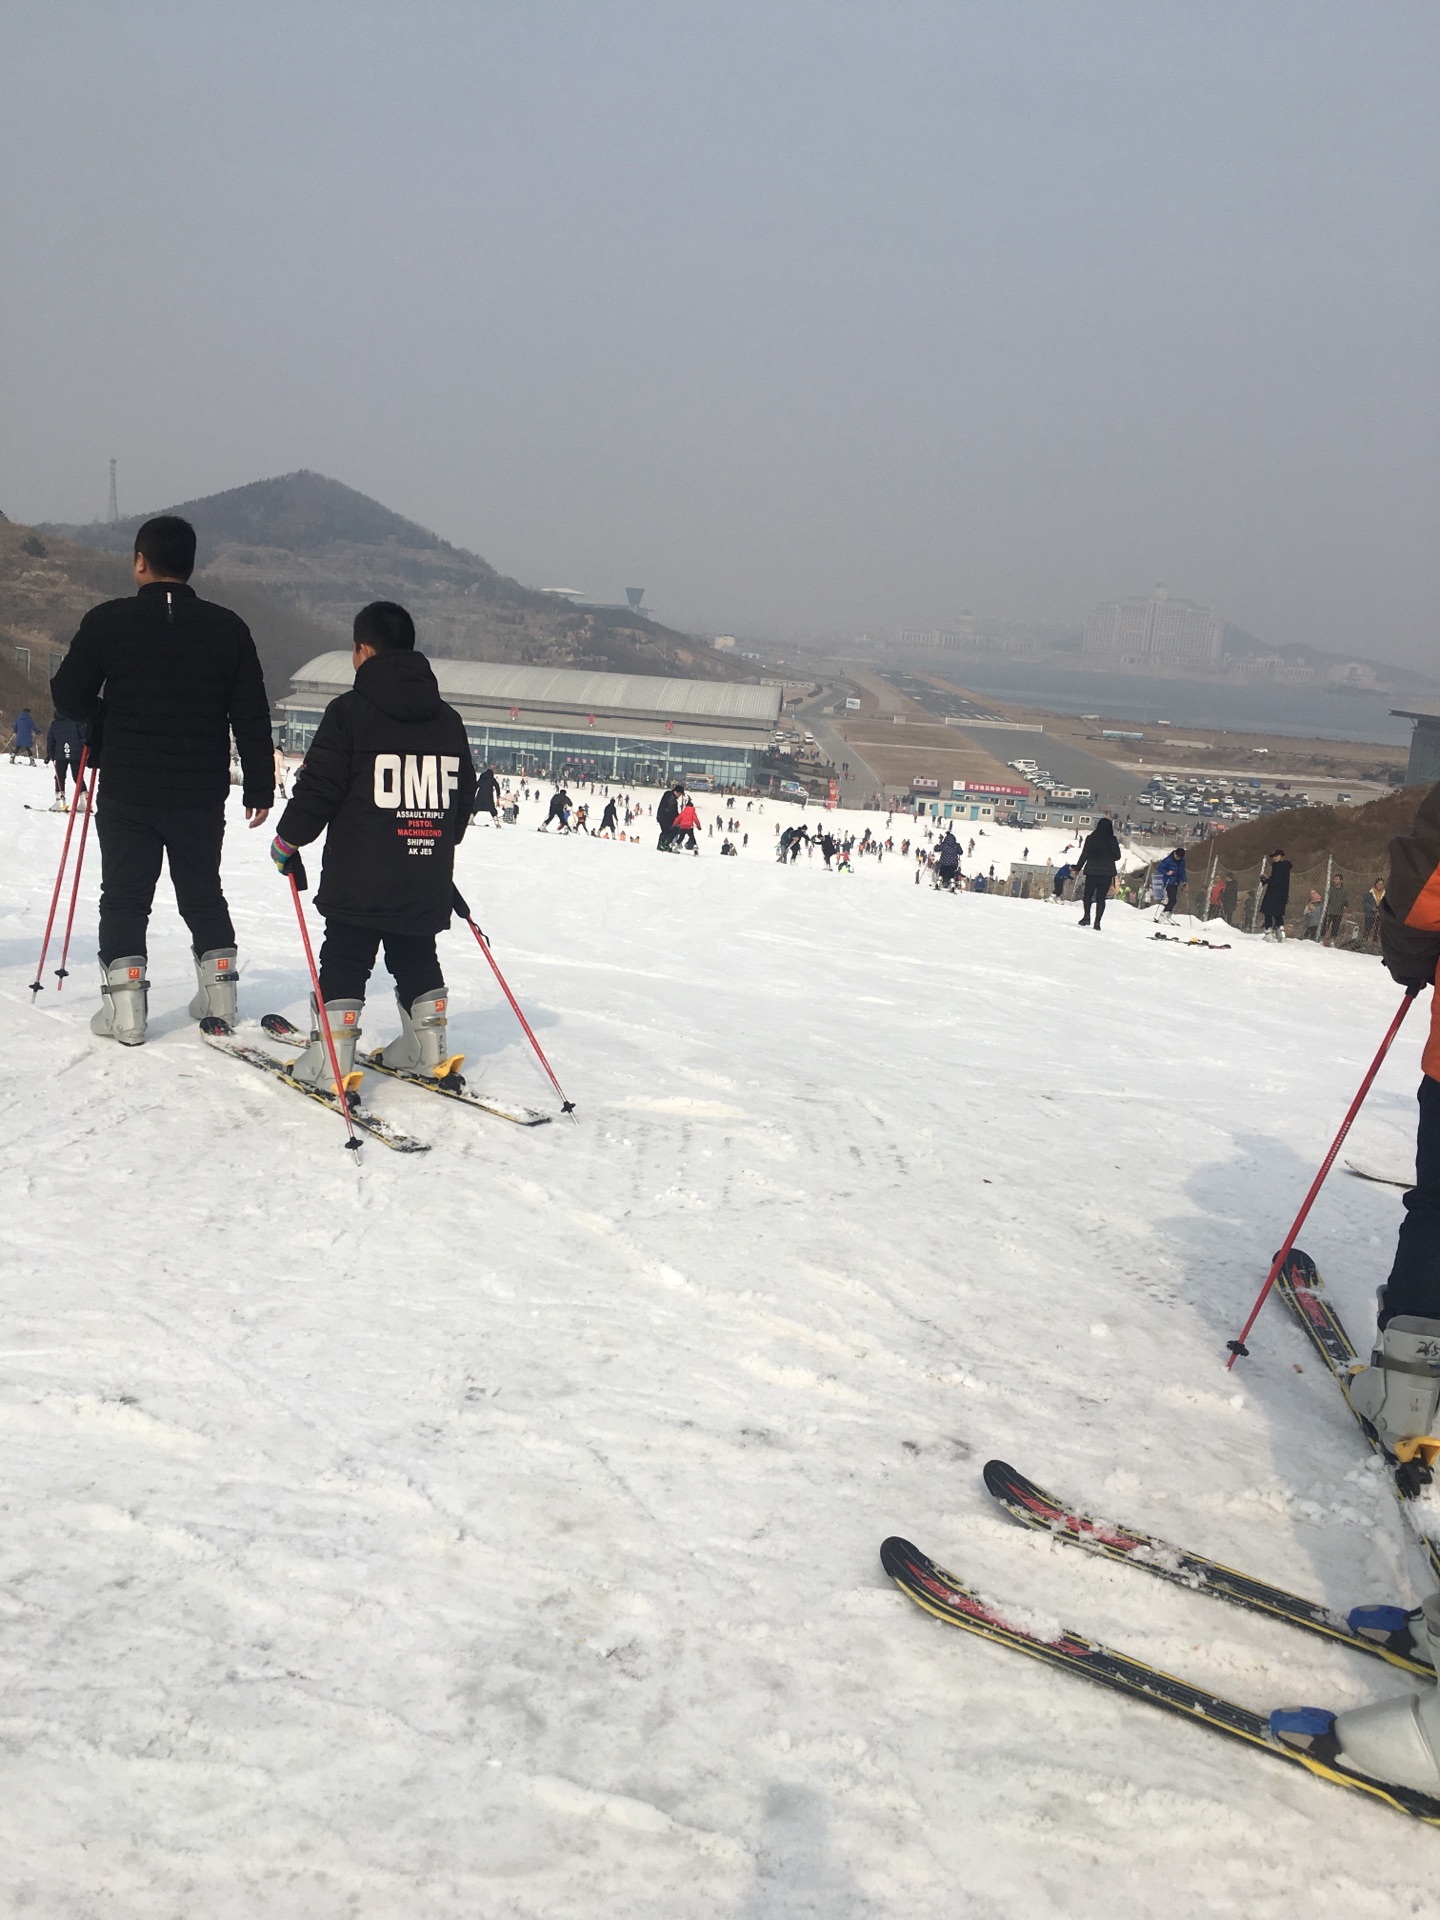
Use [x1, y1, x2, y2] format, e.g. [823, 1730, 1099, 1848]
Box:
[880, 1536, 925, 1580]
[982, 1459, 1026, 1499]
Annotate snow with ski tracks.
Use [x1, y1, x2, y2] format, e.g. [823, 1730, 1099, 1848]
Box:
[0, 765, 1435, 1916]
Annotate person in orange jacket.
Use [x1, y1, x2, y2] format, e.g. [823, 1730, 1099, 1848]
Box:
[1280, 782, 1440, 1796]
[1347, 780, 1440, 1441]
[671, 799, 701, 853]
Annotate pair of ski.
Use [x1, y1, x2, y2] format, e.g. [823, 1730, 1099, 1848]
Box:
[885, 1255, 1440, 1824]
[199, 1013, 551, 1152]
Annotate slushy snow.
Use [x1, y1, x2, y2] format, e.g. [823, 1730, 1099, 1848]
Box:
[1, 765, 1435, 1917]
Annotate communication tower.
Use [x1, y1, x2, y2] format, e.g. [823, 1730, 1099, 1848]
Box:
[107, 458, 119, 525]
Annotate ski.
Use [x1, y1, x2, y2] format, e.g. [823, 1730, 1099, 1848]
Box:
[880, 1535, 1440, 1825]
[199, 1022, 430, 1153]
[1276, 1250, 1440, 1584]
[1344, 1159, 1413, 1190]
[259, 1014, 552, 1127]
[983, 1458, 1429, 1673]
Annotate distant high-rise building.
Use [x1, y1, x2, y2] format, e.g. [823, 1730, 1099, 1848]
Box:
[1083, 584, 1222, 669]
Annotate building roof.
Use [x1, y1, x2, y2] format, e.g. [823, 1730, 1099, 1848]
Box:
[284, 653, 781, 727]
[1392, 699, 1440, 722]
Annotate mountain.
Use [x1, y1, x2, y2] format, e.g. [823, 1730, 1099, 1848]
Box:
[43, 470, 739, 683]
[0, 511, 341, 724]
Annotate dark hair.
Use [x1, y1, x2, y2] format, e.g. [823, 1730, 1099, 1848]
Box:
[354, 601, 416, 652]
[134, 515, 196, 580]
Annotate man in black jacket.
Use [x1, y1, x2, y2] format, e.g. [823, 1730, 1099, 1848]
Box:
[471, 764, 501, 824]
[1073, 812, 1122, 930]
[50, 515, 274, 1045]
[270, 601, 477, 1089]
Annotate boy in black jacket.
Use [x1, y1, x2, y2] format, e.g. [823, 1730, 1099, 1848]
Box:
[270, 602, 477, 1088]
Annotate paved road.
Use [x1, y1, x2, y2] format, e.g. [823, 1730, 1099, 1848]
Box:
[788, 686, 885, 807]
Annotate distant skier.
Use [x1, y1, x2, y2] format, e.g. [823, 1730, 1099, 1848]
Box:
[45, 711, 86, 808]
[1156, 847, 1186, 917]
[599, 797, 619, 835]
[471, 764, 501, 823]
[10, 706, 38, 765]
[50, 514, 274, 1046]
[777, 826, 796, 864]
[268, 600, 476, 1089]
[820, 831, 838, 869]
[1073, 811, 1122, 930]
[936, 831, 961, 890]
[1301, 780, 1440, 1795]
[1052, 861, 1072, 902]
[656, 782, 683, 851]
[1259, 849, 1292, 940]
[542, 788, 572, 832]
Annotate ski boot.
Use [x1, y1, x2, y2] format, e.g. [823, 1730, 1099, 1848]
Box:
[1275, 1594, 1440, 1795]
[287, 996, 365, 1095]
[1348, 1317, 1440, 1493]
[188, 946, 239, 1025]
[90, 955, 149, 1046]
[378, 991, 464, 1085]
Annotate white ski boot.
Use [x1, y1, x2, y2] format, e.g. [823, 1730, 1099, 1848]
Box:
[188, 946, 239, 1025]
[90, 955, 149, 1046]
[1348, 1317, 1440, 1464]
[287, 996, 365, 1093]
[378, 990, 463, 1080]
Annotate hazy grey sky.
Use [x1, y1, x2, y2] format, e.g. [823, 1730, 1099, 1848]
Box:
[3, 2, 1437, 665]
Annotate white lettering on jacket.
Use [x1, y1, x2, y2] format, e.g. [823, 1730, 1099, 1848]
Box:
[440, 757, 460, 807]
[403, 756, 440, 808]
[374, 755, 402, 808]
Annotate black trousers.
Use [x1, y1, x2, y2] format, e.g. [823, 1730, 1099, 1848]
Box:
[317, 921, 444, 1008]
[1379, 1076, 1440, 1325]
[1081, 874, 1111, 925]
[96, 798, 234, 964]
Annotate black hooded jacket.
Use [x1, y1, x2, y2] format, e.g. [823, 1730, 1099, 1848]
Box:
[51, 581, 274, 809]
[276, 651, 477, 935]
[657, 788, 681, 833]
[1074, 818, 1122, 879]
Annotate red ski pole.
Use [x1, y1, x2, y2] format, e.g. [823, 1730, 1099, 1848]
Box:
[454, 888, 575, 1115]
[54, 761, 99, 990]
[29, 743, 90, 998]
[287, 872, 362, 1155]
[1225, 986, 1421, 1366]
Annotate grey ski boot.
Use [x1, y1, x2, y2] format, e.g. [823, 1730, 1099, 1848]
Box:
[1347, 1317, 1440, 1463]
[287, 997, 365, 1094]
[1330, 1593, 1440, 1794]
[188, 946, 239, 1025]
[378, 990, 463, 1081]
[90, 955, 149, 1046]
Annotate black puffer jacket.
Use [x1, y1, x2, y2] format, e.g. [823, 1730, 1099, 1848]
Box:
[1074, 818, 1122, 878]
[51, 582, 273, 808]
[276, 651, 477, 934]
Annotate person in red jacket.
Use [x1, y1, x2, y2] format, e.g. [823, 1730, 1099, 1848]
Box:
[671, 799, 701, 853]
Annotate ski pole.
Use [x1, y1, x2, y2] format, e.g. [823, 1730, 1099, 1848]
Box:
[1225, 986, 1421, 1366]
[454, 888, 575, 1115]
[54, 761, 99, 990]
[287, 873, 362, 1155]
[29, 743, 90, 998]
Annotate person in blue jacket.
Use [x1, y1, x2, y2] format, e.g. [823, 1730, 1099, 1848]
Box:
[1157, 846, 1187, 917]
[936, 830, 961, 890]
[10, 707, 38, 764]
[1052, 860, 1072, 902]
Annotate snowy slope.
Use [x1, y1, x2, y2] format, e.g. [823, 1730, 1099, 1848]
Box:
[1, 760, 1435, 1918]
